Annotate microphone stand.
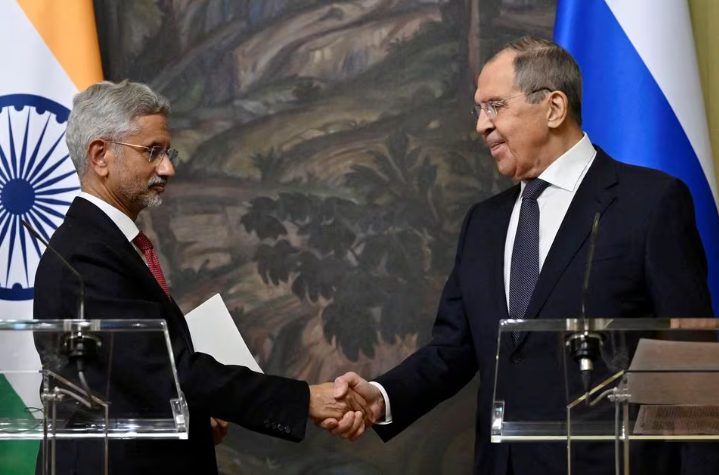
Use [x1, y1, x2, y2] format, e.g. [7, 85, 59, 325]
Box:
[21, 221, 100, 405]
[565, 212, 605, 403]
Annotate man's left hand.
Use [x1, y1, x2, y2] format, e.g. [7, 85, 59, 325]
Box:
[211, 418, 229, 445]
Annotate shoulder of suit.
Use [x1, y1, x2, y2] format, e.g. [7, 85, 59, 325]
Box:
[50, 200, 129, 254]
[596, 147, 678, 187]
[473, 183, 519, 211]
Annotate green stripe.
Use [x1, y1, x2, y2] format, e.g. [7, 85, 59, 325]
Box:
[0, 375, 40, 475]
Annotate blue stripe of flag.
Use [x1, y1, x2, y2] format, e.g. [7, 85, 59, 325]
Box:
[554, 0, 719, 313]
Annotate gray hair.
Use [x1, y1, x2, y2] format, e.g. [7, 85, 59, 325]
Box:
[494, 37, 583, 127]
[66, 80, 171, 176]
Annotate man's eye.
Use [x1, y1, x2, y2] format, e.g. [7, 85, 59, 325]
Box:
[149, 147, 163, 158]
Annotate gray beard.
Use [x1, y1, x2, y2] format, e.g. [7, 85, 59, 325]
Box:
[118, 185, 163, 211]
[142, 195, 162, 208]
[119, 176, 166, 210]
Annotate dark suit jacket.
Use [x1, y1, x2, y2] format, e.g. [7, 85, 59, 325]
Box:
[33, 198, 311, 475]
[374, 148, 717, 474]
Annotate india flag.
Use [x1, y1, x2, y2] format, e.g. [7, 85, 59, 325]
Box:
[0, 1, 101, 472]
[554, 0, 719, 312]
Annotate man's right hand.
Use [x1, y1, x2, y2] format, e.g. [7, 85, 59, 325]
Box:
[318, 372, 386, 440]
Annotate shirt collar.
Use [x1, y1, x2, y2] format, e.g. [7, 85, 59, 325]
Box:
[534, 132, 596, 192]
[77, 192, 140, 243]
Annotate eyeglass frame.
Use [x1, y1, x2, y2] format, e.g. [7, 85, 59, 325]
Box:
[472, 87, 553, 119]
[106, 140, 179, 167]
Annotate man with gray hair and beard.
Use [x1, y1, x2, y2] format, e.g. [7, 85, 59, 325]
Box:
[32, 80, 370, 475]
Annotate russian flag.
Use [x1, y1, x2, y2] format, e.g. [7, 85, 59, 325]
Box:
[554, 0, 719, 313]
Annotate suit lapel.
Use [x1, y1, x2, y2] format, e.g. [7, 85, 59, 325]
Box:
[121, 239, 172, 301]
[118, 234, 196, 352]
[68, 198, 195, 352]
[523, 149, 618, 323]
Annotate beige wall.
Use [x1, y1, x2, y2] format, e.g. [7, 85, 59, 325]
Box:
[690, 0, 719, 190]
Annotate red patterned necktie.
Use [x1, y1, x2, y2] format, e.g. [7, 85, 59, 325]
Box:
[133, 231, 170, 297]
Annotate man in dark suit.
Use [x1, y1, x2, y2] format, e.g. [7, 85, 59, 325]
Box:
[325, 37, 717, 474]
[33, 80, 369, 475]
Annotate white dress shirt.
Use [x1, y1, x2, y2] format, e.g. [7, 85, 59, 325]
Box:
[503, 133, 596, 307]
[374, 133, 596, 424]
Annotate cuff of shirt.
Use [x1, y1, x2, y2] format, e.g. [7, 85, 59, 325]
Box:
[369, 381, 392, 425]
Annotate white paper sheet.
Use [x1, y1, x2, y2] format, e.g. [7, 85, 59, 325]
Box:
[184, 293, 263, 373]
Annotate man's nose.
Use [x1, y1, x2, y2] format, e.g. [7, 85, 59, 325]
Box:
[156, 155, 176, 177]
[476, 108, 493, 136]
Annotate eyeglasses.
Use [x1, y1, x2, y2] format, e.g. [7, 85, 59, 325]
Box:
[472, 88, 552, 119]
[108, 141, 179, 167]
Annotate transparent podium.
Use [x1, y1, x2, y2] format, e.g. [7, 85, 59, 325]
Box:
[0, 319, 189, 475]
[491, 318, 719, 475]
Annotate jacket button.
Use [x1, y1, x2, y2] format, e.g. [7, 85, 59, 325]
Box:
[263, 419, 270, 428]
[284, 426, 291, 434]
[512, 356, 522, 364]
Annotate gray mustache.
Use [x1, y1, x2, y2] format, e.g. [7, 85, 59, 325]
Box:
[148, 177, 167, 187]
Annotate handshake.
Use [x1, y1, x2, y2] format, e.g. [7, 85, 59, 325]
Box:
[308, 372, 384, 441]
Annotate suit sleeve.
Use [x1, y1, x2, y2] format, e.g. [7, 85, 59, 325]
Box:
[177, 348, 310, 441]
[644, 178, 714, 317]
[373, 205, 479, 441]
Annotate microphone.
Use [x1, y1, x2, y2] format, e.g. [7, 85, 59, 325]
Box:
[581, 213, 601, 323]
[22, 220, 100, 403]
[565, 212, 605, 402]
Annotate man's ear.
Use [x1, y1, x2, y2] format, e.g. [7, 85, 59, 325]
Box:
[546, 91, 569, 129]
[87, 139, 111, 177]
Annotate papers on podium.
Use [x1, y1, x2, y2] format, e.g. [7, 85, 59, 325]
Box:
[184, 293, 263, 373]
[629, 338, 719, 435]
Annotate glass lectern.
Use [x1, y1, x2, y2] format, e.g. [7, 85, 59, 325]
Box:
[0, 319, 189, 475]
[492, 318, 719, 475]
